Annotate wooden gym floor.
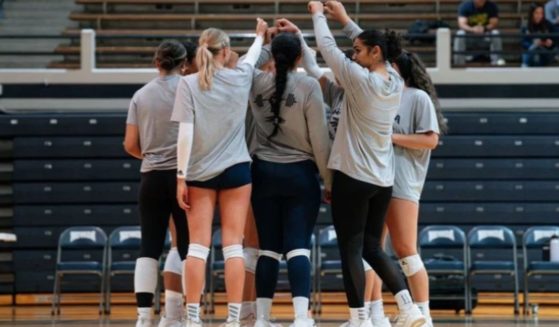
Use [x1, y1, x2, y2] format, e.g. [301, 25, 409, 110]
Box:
[1, 293, 559, 326]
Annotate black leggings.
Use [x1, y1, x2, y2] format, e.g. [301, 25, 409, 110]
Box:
[331, 170, 407, 308]
[139, 169, 189, 260]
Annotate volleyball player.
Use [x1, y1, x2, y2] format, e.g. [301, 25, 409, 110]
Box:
[305, 1, 426, 326]
[124, 40, 190, 327]
[171, 19, 268, 327]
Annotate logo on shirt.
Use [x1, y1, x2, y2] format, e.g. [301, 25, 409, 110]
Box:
[394, 114, 401, 124]
[254, 93, 298, 108]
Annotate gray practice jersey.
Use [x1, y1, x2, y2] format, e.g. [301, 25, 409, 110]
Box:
[171, 62, 254, 182]
[249, 71, 333, 189]
[314, 14, 404, 186]
[127, 75, 180, 173]
[392, 87, 440, 203]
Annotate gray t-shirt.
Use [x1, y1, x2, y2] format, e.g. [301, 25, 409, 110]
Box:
[126, 75, 180, 173]
[245, 106, 258, 155]
[249, 71, 333, 189]
[392, 87, 440, 203]
[170, 62, 254, 182]
[314, 14, 404, 186]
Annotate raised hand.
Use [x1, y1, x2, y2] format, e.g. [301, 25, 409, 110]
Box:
[276, 18, 301, 34]
[266, 26, 279, 43]
[308, 1, 324, 15]
[324, 1, 350, 25]
[256, 17, 269, 37]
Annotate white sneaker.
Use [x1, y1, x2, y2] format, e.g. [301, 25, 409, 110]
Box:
[159, 316, 183, 327]
[290, 318, 316, 327]
[221, 321, 241, 327]
[339, 319, 373, 327]
[240, 313, 256, 327]
[185, 319, 203, 327]
[394, 305, 426, 327]
[493, 58, 506, 66]
[371, 316, 391, 327]
[255, 319, 283, 327]
[136, 317, 154, 327]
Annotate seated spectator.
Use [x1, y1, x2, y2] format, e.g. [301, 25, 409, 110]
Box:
[453, 0, 506, 66]
[522, 3, 556, 67]
[544, 0, 559, 31]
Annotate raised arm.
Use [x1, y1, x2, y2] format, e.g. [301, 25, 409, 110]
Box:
[309, 1, 368, 91]
[239, 18, 268, 67]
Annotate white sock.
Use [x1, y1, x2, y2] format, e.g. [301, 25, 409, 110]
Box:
[395, 290, 414, 312]
[240, 301, 256, 319]
[187, 303, 200, 322]
[349, 307, 368, 322]
[370, 300, 385, 319]
[292, 296, 309, 320]
[228, 303, 242, 322]
[364, 301, 371, 318]
[164, 290, 183, 320]
[137, 307, 153, 320]
[256, 298, 273, 320]
[416, 301, 430, 318]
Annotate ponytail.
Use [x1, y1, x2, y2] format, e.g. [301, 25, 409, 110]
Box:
[268, 33, 302, 139]
[395, 51, 448, 134]
[195, 28, 230, 91]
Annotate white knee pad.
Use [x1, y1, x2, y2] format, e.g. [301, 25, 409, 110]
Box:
[244, 247, 259, 273]
[134, 257, 159, 294]
[399, 254, 424, 277]
[491, 29, 500, 35]
[362, 258, 373, 272]
[259, 249, 282, 261]
[187, 243, 210, 262]
[163, 247, 183, 275]
[223, 244, 244, 262]
[285, 248, 311, 261]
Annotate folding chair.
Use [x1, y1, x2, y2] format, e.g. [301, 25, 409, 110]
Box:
[419, 225, 468, 312]
[51, 226, 107, 315]
[522, 225, 559, 314]
[105, 226, 141, 314]
[467, 225, 519, 315]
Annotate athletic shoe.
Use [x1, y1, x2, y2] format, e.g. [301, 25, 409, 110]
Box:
[136, 317, 154, 327]
[240, 313, 256, 327]
[255, 319, 283, 327]
[289, 317, 316, 327]
[158, 316, 183, 327]
[339, 319, 373, 327]
[370, 316, 391, 327]
[184, 318, 203, 327]
[394, 305, 426, 327]
[220, 321, 241, 327]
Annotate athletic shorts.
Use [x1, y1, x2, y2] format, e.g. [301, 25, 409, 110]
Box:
[188, 162, 251, 190]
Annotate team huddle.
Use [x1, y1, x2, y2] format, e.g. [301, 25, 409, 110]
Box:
[124, 2, 446, 327]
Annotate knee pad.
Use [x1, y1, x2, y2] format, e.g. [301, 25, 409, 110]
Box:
[491, 29, 500, 35]
[362, 258, 373, 272]
[285, 249, 310, 261]
[163, 247, 183, 275]
[187, 243, 210, 262]
[244, 247, 259, 273]
[134, 257, 159, 294]
[399, 254, 424, 277]
[259, 249, 282, 261]
[223, 244, 244, 262]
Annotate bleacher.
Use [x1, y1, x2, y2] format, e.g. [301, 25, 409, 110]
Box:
[1, 110, 558, 296]
[50, 0, 533, 68]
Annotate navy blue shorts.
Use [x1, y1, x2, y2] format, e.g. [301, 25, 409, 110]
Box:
[188, 162, 251, 190]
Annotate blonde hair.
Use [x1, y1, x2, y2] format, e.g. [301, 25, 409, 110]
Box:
[196, 28, 230, 91]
